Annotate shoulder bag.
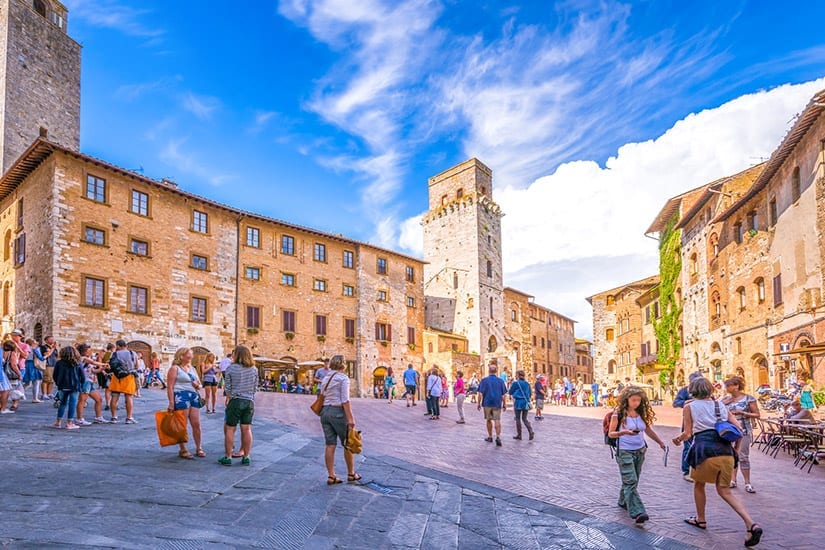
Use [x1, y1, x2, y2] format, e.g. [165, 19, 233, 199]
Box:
[714, 399, 743, 443]
[310, 374, 336, 416]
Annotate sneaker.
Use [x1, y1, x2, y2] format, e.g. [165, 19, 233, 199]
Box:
[484, 437, 493, 443]
[495, 438, 502, 447]
[65, 423, 80, 430]
[109, 417, 120, 424]
[125, 418, 137, 424]
[0, 409, 14, 414]
[456, 419, 465, 424]
[93, 417, 107, 424]
[241, 457, 251, 466]
[217, 457, 232, 466]
[76, 419, 92, 426]
[634, 513, 649, 524]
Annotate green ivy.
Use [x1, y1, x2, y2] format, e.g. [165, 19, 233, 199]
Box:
[654, 213, 682, 386]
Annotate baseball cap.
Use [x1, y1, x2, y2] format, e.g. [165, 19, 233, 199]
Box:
[11, 329, 23, 335]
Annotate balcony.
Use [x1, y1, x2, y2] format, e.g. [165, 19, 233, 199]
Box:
[636, 354, 658, 367]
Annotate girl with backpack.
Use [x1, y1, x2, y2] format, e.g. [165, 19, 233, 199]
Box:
[606, 387, 667, 524]
[508, 371, 534, 440]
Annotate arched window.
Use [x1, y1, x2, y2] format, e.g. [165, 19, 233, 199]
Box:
[428, 342, 433, 353]
[709, 233, 719, 259]
[737, 286, 746, 309]
[486, 260, 492, 278]
[755, 278, 765, 302]
[607, 359, 616, 374]
[33, 0, 47, 17]
[33, 322, 43, 342]
[487, 335, 497, 353]
[2, 282, 9, 316]
[606, 295, 615, 306]
[736, 337, 742, 354]
[453, 272, 458, 289]
[606, 328, 615, 342]
[3, 230, 10, 261]
[791, 166, 801, 202]
[456, 188, 464, 199]
[689, 253, 698, 275]
[711, 291, 721, 317]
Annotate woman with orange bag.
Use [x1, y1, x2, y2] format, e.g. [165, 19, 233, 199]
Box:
[166, 348, 205, 459]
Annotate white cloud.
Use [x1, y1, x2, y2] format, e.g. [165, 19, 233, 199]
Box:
[160, 137, 236, 187]
[64, 0, 165, 40]
[181, 93, 221, 120]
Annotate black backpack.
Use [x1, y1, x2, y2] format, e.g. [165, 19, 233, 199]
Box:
[109, 352, 130, 379]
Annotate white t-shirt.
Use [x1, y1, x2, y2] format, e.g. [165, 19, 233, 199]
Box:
[689, 399, 728, 433]
[617, 414, 647, 451]
[426, 374, 442, 397]
[218, 357, 232, 372]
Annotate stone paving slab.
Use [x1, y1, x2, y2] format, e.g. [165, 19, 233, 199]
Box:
[0, 392, 700, 549]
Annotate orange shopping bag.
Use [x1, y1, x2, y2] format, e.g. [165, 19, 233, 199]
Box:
[154, 410, 189, 447]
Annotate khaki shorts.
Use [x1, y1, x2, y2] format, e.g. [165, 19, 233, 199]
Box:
[43, 366, 54, 384]
[690, 456, 734, 487]
[483, 407, 502, 421]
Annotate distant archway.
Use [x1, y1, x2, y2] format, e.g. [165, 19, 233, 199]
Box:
[127, 341, 152, 368]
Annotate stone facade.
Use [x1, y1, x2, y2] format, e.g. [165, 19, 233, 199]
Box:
[642, 88, 825, 389]
[0, 141, 425, 392]
[587, 275, 659, 387]
[0, 0, 80, 174]
[422, 159, 506, 366]
[574, 339, 594, 384]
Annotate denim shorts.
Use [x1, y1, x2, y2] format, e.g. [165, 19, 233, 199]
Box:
[320, 405, 347, 446]
[81, 380, 95, 394]
[173, 390, 201, 410]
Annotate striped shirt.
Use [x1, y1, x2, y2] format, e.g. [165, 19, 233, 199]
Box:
[224, 363, 258, 401]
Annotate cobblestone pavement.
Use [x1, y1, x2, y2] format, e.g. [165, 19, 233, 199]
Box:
[0, 391, 698, 549]
[260, 392, 825, 549]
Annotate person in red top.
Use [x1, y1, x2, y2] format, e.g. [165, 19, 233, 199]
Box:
[454, 371, 466, 424]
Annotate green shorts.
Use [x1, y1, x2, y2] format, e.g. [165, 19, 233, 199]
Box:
[225, 398, 254, 426]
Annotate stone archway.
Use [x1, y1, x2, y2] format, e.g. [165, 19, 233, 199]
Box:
[127, 341, 152, 368]
[752, 354, 769, 387]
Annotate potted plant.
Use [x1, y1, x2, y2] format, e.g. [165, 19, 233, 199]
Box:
[247, 327, 259, 334]
[285, 332, 295, 341]
[345, 337, 355, 344]
[380, 340, 388, 347]
[317, 335, 326, 343]
[408, 343, 416, 351]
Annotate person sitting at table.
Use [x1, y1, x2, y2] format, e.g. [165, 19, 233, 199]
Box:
[784, 398, 816, 422]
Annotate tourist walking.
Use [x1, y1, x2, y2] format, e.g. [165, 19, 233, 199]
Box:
[591, 380, 600, 407]
[454, 370, 466, 423]
[440, 373, 449, 408]
[108, 340, 138, 424]
[403, 363, 418, 407]
[217, 346, 258, 466]
[51, 346, 84, 430]
[468, 373, 479, 403]
[313, 359, 329, 394]
[509, 370, 534, 440]
[385, 366, 395, 403]
[0, 340, 17, 414]
[674, 371, 703, 482]
[75, 344, 106, 425]
[25, 338, 45, 402]
[607, 387, 667, 524]
[166, 347, 205, 459]
[534, 375, 546, 420]
[317, 355, 359, 485]
[477, 364, 508, 446]
[9, 330, 29, 410]
[672, 377, 763, 546]
[201, 353, 219, 413]
[722, 376, 759, 493]
[426, 367, 442, 420]
[38, 336, 58, 400]
[144, 351, 166, 389]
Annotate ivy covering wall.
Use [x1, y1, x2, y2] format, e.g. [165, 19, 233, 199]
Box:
[654, 214, 682, 386]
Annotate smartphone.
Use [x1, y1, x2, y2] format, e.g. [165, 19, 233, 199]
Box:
[632, 429, 640, 434]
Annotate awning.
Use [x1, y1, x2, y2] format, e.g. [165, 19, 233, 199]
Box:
[786, 344, 825, 355]
[297, 360, 325, 367]
[254, 357, 294, 365]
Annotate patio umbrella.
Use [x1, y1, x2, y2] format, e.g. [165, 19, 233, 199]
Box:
[254, 357, 294, 365]
[297, 360, 325, 367]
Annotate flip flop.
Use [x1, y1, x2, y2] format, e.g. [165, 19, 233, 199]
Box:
[684, 517, 707, 529]
[178, 449, 194, 460]
[326, 476, 343, 485]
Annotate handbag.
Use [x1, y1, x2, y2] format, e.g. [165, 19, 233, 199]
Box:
[714, 400, 743, 443]
[310, 374, 336, 416]
[513, 381, 533, 410]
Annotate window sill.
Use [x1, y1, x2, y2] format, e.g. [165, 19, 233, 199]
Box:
[189, 266, 209, 272]
[189, 229, 211, 236]
[127, 211, 152, 220]
[80, 304, 108, 310]
[81, 196, 111, 207]
[82, 241, 110, 248]
[189, 319, 209, 324]
[126, 310, 151, 317]
[127, 251, 151, 259]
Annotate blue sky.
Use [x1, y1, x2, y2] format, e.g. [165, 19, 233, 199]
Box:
[64, 0, 825, 337]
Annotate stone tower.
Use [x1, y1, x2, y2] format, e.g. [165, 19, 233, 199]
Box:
[423, 158, 506, 368]
[0, 0, 80, 174]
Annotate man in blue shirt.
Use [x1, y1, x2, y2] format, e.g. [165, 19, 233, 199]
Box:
[403, 364, 418, 407]
[477, 364, 508, 446]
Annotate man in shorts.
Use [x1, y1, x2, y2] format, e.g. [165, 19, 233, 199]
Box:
[534, 374, 546, 420]
[477, 364, 508, 446]
[403, 363, 418, 407]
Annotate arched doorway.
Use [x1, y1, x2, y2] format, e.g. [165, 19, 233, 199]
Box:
[33, 322, 43, 342]
[373, 366, 387, 398]
[607, 359, 616, 375]
[127, 341, 152, 369]
[752, 355, 768, 387]
[792, 336, 813, 380]
[711, 359, 722, 382]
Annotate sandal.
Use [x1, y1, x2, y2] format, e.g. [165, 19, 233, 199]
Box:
[347, 473, 362, 483]
[196, 449, 206, 458]
[178, 449, 194, 460]
[745, 484, 756, 493]
[730, 481, 737, 488]
[745, 523, 763, 547]
[684, 517, 707, 530]
[326, 475, 343, 485]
